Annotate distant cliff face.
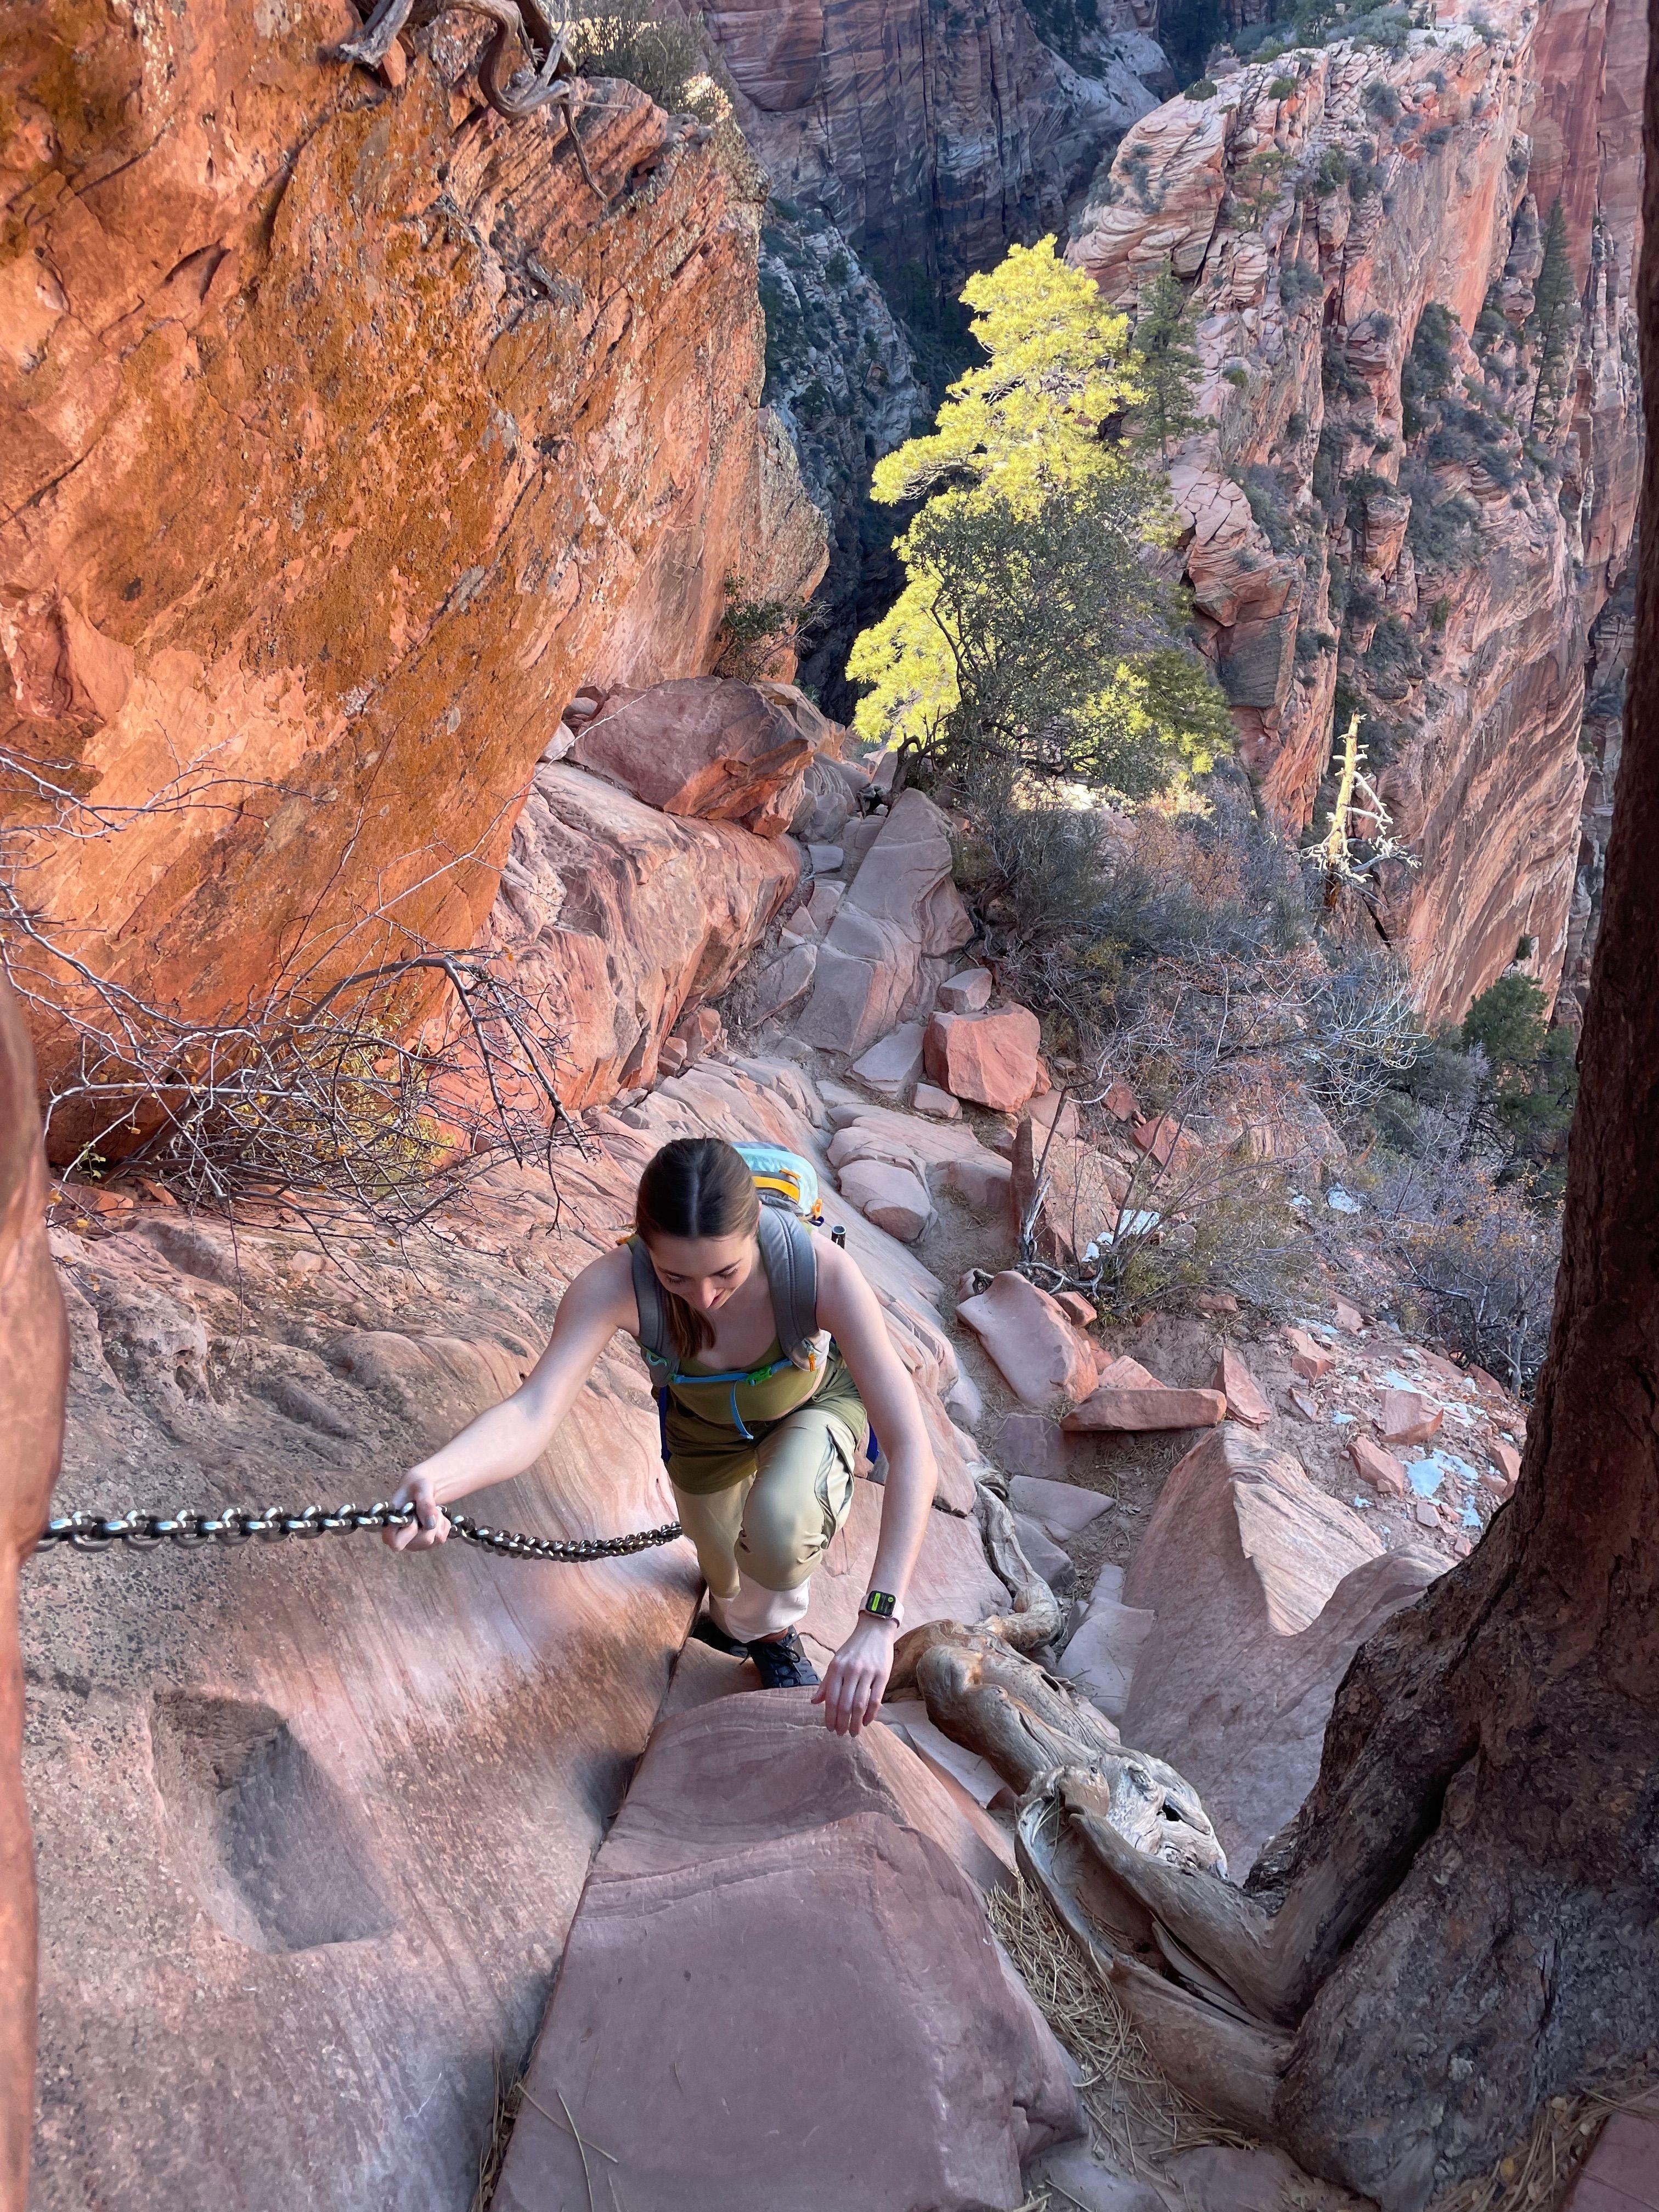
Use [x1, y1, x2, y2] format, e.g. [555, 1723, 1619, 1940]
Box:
[0, 3, 823, 1098]
[1071, 0, 1643, 1023]
[699, 0, 1173, 685]
[703, 0, 1166, 287]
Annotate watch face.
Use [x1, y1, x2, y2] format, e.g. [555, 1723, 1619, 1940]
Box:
[864, 1590, 896, 1616]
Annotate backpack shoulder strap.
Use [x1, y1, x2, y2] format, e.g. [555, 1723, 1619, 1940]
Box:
[756, 1204, 819, 1363]
[627, 1236, 673, 1373]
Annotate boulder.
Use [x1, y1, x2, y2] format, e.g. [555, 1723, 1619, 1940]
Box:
[850, 1022, 927, 1101]
[1056, 1290, 1096, 1330]
[1007, 1474, 1112, 1541]
[1102, 1079, 1139, 1122]
[799, 793, 974, 1054]
[571, 676, 816, 834]
[1130, 1111, 1198, 1173]
[1057, 1568, 1156, 1724]
[1027, 1090, 1082, 1142]
[494, 1697, 1082, 2212]
[808, 840, 847, 874]
[1212, 1348, 1272, 1428]
[996, 1415, 1075, 1486]
[672, 1004, 724, 1063]
[1285, 1327, 1336, 1383]
[838, 1158, 934, 1242]
[1490, 1439, 1523, 1485]
[805, 878, 847, 931]
[1379, 1389, 1444, 1447]
[487, 764, 802, 1109]
[1093, 1355, 1165, 1391]
[913, 1082, 962, 1120]
[745, 940, 819, 1022]
[1121, 1427, 1443, 1869]
[1009, 1116, 1128, 1266]
[1012, 1513, 1078, 1597]
[1349, 1436, 1409, 1498]
[827, 1124, 926, 1176]
[940, 1153, 1015, 1216]
[1334, 1296, 1367, 1333]
[936, 967, 994, 1013]
[957, 1272, 1098, 1410]
[1064, 1385, 1227, 1434]
[925, 1005, 1045, 1112]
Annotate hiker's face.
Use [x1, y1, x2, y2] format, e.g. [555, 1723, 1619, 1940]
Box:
[645, 1231, 757, 1316]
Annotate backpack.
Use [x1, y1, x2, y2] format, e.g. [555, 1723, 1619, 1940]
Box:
[629, 1144, 825, 1383]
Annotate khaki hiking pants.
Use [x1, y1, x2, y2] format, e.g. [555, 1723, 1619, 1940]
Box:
[668, 1380, 868, 1643]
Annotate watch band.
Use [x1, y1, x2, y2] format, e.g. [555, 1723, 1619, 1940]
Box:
[861, 1589, 903, 1626]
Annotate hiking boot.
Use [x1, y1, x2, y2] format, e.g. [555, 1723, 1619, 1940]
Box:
[746, 1629, 820, 1690]
[689, 1611, 749, 1658]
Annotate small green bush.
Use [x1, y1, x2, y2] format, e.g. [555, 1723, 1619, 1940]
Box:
[1185, 76, 1221, 98]
[1267, 75, 1299, 97]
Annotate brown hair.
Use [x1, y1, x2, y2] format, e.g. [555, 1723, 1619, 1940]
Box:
[635, 1137, 760, 1361]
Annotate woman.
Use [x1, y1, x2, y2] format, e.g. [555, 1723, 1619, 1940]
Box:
[386, 1136, 938, 1735]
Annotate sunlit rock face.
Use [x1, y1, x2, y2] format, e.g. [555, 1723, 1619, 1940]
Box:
[1, 4, 825, 1116]
[1070, 0, 1643, 1023]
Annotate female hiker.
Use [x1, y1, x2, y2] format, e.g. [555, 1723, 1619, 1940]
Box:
[384, 1135, 938, 1735]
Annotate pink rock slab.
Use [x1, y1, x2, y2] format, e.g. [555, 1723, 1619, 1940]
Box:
[494, 1697, 1082, 2212]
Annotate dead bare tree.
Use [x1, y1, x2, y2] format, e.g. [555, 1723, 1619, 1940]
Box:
[1, 753, 579, 1240]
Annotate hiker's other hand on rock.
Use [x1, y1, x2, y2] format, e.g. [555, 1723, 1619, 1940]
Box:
[385, 1469, 450, 1551]
[814, 1613, 898, 1736]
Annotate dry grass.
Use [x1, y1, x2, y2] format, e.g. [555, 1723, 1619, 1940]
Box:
[469, 2057, 524, 2212]
[987, 1875, 1247, 2181]
[1427, 2059, 1658, 2212]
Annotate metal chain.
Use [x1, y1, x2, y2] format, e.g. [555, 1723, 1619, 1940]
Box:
[34, 1502, 683, 1563]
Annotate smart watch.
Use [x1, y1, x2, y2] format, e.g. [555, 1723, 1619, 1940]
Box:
[861, 1589, 902, 1625]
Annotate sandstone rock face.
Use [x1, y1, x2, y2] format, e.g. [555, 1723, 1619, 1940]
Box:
[1070, 0, 1643, 1022]
[494, 1695, 1082, 2212]
[1121, 1427, 1443, 1869]
[838, 1155, 935, 1240]
[486, 765, 802, 1108]
[1063, 1384, 1226, 1433]
[20, 1042, 1013, 2210]
[1057, 1569, 1156, 1724]
[702, 0, 1163, 292]
[800, 792, 974, 1053]
[0, 979, 67, 2209]
[569, 677, 819, 833]
[957, 1271, 1097, 1410]
[2, 12, 824, 1108]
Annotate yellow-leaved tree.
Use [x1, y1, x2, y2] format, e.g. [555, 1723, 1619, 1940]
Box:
[846, 238, 1231, 798]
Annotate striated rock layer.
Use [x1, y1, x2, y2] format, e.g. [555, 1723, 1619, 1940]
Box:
[1070, 0, 1643, 1020]
[1, 4, 823, 1103]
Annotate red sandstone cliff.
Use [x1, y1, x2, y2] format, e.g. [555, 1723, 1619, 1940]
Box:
[0, 3, 825, 1107]
[1071, 0, 1643, 1022]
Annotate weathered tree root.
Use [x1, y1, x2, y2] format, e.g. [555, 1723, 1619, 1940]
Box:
[330, 1, 606, 196]
[894, 1618, 1299, 2141]
[974, 1479, 1067, 1652]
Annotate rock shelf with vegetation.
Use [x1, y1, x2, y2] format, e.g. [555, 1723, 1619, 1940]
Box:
[2, 4, 1657, 2212]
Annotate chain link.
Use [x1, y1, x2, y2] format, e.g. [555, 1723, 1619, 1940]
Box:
[33, 1502, 684, 1564]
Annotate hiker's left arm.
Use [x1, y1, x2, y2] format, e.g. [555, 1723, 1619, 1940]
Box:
[811, 1238, 938, 1736]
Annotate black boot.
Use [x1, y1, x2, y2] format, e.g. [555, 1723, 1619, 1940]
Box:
[746, 1629, 820, 1690]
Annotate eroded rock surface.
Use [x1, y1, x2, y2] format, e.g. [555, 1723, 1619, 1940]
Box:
[2, 7, 823, 1106]
[1120, 1426, 1442, 1869]
[495, 1693, 1081, 2212]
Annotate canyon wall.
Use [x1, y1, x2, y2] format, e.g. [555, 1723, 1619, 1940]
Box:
[0, 2, 824, 1108]
[698, 0, 1172, 684]
[1071, 0, 1643, 1022]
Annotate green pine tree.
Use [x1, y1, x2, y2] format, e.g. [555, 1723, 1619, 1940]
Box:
[1129, 257, 1205, 464]
[1528, 198, 1580, 432]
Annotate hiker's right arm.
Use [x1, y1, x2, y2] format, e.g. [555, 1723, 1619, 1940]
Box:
[384, 1246, 637, 1551]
